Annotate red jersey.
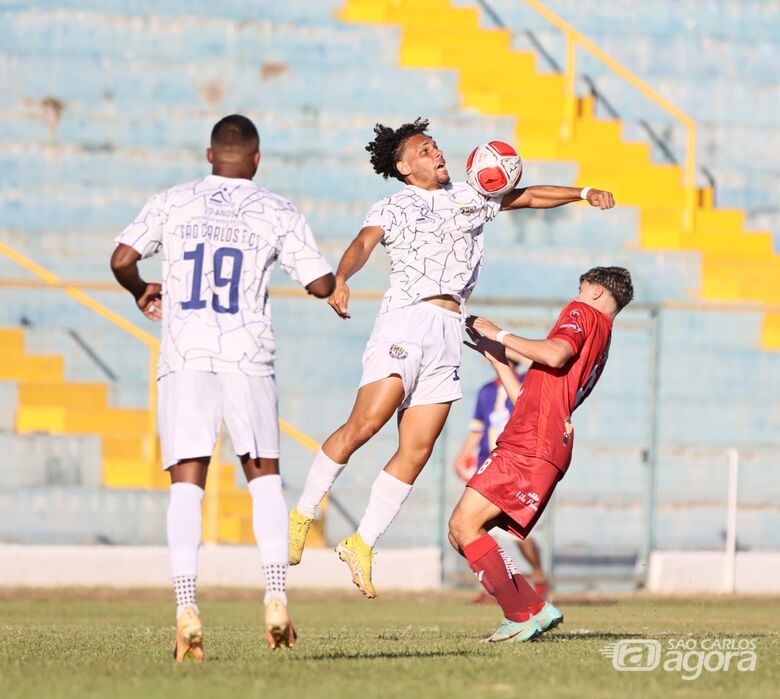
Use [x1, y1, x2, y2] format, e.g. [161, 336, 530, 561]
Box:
[496, 301, 612, 473]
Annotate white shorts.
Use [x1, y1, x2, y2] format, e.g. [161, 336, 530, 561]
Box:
[158, 370, 279, 469]
[359, 302, 463, 410]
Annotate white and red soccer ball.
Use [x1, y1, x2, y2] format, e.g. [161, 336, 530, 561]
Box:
[466, 141, 523, 198]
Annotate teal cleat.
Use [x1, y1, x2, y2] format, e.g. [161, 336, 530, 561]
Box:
[483, 617, 543, 643]
[533, 602, 564, 633]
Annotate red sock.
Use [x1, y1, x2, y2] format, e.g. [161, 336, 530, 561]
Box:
[512, 573, 546, 614]
[463, 534, 530, 622]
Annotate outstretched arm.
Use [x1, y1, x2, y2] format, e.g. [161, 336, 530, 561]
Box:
[328, 225, 384, 319]
[467, 315, 574, 370]
[501, 185, 615, 211]
[110, 243, 162, 321]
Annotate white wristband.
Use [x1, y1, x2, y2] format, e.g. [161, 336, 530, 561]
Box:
[496, 330, 509, 345]
[580, 186, 592, 200]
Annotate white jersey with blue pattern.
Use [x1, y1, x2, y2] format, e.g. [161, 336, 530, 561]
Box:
[116, 175, 332, 378]
[362, 181, 501, 314]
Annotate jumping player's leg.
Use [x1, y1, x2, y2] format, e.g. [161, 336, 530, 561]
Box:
[242, 456, 296, 649]
[296, 376, 405, 517]
[448, 487, 542, 642]
[290, 376, 405, 565]
[336, 401, 451, 598]
[359, 400, 451, 543]
[168, 458, 209, 662]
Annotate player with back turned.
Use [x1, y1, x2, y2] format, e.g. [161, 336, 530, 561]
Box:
[111, 114, 334, 660]
[448, 266, 634, 642]
[288, 117, 616, 598]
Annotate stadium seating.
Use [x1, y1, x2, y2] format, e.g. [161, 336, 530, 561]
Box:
[0, 0, 777, 577]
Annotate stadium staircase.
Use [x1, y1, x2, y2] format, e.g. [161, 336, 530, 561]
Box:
[339, 0, 780, 347]
[1, 0, 778, 559]
[0, 321, 262, 542]
[0, 317, 329, 546]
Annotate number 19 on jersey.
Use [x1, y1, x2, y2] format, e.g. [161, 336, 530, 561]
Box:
[181, 243, 244, 314]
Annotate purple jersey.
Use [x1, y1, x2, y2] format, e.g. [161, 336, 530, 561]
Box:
[471, 373, 525, 464]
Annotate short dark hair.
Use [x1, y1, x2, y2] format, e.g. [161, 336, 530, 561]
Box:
[366, 117, 430, 181]
[211, 114, 259, 149]
[580, 266, 634, 311]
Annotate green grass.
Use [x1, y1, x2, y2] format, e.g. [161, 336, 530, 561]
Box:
[0, 590, 777, 699]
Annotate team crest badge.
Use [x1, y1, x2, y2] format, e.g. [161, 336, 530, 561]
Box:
[388, 344, 408, 359]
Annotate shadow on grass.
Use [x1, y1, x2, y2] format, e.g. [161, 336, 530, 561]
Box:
[539, 631, 644, 641]
[294, 648, 467, 661]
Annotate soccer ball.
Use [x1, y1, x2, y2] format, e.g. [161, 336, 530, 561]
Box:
[466, 141, 523, 198]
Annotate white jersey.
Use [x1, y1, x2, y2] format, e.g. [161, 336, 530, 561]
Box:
[363, 181, 501, 314]
[116, 174, 332, 378]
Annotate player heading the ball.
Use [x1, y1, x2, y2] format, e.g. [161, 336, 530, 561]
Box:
[288, 117, 616, 598]
[111, 114, 335, 660]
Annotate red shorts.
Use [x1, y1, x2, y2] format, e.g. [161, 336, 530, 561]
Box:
[466, 448, 563, 540]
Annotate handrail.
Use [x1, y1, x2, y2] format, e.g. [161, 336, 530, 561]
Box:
[0, 276, 383, 300]
[0, 244, 157, 346]
[522, 0, 698, 232]
[0, 242, 160, 463]
[0, 243, 322, 459]
[4, 275, 780, 314]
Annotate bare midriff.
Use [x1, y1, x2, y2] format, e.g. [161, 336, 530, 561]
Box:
[423, 294, 460, 312]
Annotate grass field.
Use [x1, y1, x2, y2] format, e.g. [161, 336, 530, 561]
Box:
[1, 589, 777, 699]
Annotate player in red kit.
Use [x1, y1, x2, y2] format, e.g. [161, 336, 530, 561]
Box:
[448, 266, 634, 642]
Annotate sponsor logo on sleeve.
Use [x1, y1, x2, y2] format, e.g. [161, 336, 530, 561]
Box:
[558, 309, 583, 333]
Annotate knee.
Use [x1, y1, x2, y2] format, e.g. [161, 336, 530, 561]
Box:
[448, 511, 468, 552]
[447, 529, 464, 556]
[340, 418, 383, 449]
[399, 444, 434, 471]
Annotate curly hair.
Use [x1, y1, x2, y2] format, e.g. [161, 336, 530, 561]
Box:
[365, 118, 430, 181]
[580, 266, 634, 311]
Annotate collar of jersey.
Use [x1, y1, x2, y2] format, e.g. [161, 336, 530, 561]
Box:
[204, 174, 254, 184]
[404, 182, 454, 196]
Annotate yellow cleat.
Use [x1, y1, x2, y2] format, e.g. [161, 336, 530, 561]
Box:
[288, 507, 313, 565]
[264, 596, 297, 649]
[172, 606, 204, 663]
[335, 532, 376, 599]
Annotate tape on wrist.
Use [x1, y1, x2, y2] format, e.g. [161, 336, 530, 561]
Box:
[580, 186, 592, 200]
[496, 330, 509, 345]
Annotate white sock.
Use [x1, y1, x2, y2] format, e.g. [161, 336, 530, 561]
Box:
[357, 470, 413, 548]
[248, 474, 289, 606]
[173, 575, 198, 619]
[167, 482, 204, 617]
[296, 448, 347, 518]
